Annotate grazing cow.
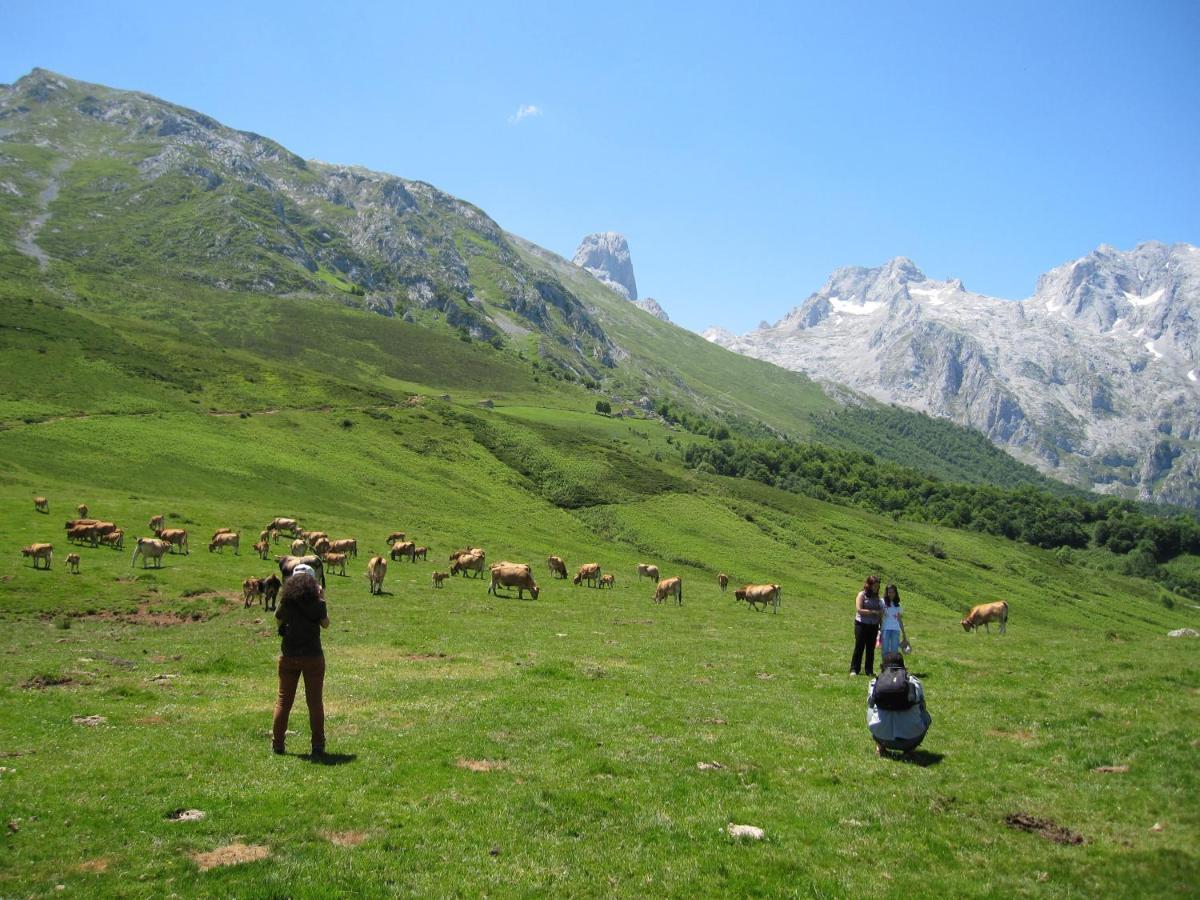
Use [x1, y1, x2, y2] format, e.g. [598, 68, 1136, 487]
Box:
[386, 531, 406, 544]
[367, 556, 387, 594]
[211, 527, 233, 540]
[636, 563, 660, 582]
[66, 552, 80, 574]
[962, 601, 1008, 634]
[258, 529, 270, 544]
[130, 538, 171, 568]
[653, 576, 683, 605]
[91, 521, 119, 537]
[450, 551, 486, 578]
[149, 514, 165, 531]
[254, 540, 270, 560]
[450, 547, 485, 562]
[65, 518, 98, 530]
[242, 576, 264, 608]
[276, 554, 327, 589]
[67, 524, 98, 546]
[323, 551, 348, 576]
[311, 536, 332, 556]
[267, 517, 300, 535]
[21, 543, 53, 570]
[329, 538, 357, 558]
[391, 541, 416, 562]
[99, 529, 124, 550]
[155, 528, 189, 555]
[598, 573, 615, 589]
[573, 563, 601, 587]
[547, 555, 568, 579]
[488, 563, 540, 600]
[290, 538, 307, 556]
[432, 571, 448, 588]
[34, 496, 49, 513]
[735, 583, 781, 614]
[209, 532, 240, 554]
[411, 546, 429, 562]
[261, 574, 282, 610]
[76, 504, 88, 518]
[718, 573, 729, 592]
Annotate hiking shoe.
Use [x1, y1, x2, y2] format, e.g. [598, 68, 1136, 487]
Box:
[272, 746, 285, 755]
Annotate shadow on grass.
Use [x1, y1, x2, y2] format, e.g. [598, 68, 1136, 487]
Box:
[885, 749, 944, 767]
[304, 752, 357, 766]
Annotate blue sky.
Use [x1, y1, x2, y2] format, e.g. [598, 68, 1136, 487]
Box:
[4, 1, 1198, 331]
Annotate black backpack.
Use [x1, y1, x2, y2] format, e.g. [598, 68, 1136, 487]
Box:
[873, 667, 913, 711]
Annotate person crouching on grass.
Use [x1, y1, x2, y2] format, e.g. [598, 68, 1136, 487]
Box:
[272, 564, 329, 756]
[867, 652, 931, 757]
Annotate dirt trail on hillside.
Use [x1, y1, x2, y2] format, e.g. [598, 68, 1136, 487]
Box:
[14, 160, 69, 271]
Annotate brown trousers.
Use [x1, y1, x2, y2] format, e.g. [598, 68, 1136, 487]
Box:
[272, 655, 325, 752]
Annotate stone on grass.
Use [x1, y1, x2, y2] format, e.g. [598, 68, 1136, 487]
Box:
[71, 715, 106, 727]
[727, 823, 765, 840]
[1167, 628, 1198, 638]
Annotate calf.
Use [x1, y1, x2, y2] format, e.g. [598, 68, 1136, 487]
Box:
[962, 601, 1008, 634]
[718, 573, 729, 592]
[323, 551, 348, 576]
[254, 539, 271, 560]
[411, 546, 429, 562]
[432, 571, 448, 588]
[547, 555, 568, 579]
[329, 538, 357, 558]
[261, 574, 282, 611]
[66, 552, 80, 574]
[76, 503, 89, 518]
[21, 543, 53, 570]
[99, 529, 124, 550]
[34, 496, 49, 513]
[242, 576, 264, 608]
[149, 514, 165, 531]
[598, 573, 615, 589]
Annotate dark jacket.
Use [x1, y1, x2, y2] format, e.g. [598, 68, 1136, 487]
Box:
[276, 591, 328, 657]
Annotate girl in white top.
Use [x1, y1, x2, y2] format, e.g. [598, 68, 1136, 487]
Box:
[880, 584, 907, 656]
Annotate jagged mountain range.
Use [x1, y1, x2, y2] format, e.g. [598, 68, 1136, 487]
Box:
[704, 245, 1200, 507]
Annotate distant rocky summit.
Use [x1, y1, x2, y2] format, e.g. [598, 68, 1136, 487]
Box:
[573, 232, 638, 300]
[705, 242, 1200, 508]
[634, 297, 670, 322]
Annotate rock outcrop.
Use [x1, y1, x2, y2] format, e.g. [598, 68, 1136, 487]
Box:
[572, 232, 638, 300]
[634, 297, 670, 321]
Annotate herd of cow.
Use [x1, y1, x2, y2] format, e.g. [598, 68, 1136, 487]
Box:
[22, 501, 786, 613]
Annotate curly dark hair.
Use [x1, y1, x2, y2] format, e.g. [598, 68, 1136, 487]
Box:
[279, 572, 320, 610]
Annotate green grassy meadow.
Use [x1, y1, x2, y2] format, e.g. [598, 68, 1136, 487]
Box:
[1, 400, 1197, 897]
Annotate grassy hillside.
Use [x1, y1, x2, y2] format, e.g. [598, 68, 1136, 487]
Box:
[1, 309, 1198, 895]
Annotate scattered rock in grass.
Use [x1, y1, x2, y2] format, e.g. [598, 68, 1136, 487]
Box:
[1150, 822, 1165, 833]
[71, 715, 106, 727]
[22, 674, 73, 689]
[323, 830, 367, 847]
[489, 846, 500, 856]
[697, 761, 724, 771]
[7, 820, 18, 833]
[456, 758, 506, 772]
[167, 808, 206, 822]
[1167, 628, 1199, 638]
[78, 858, 109, 873]
[1004, 813, 1086, 845]
[191, 842, 269, 871]
[756, 672, 774, 680]
[727, 823, 765, 840]
[148, 673, 177, 683]
[1092, 764, 1130, 774]
[1036, 872, 1050, 883]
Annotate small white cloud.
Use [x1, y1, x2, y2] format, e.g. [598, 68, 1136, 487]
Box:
[508, 104, 542, 124]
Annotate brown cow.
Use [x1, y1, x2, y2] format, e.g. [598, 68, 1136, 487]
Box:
[386, 531, 406, 544]
[261, 574, 282, 610]
[267, 517, 300, 535]
[323, 551, 348, 576]
[91, 521, 119, 536]
[962, 601, 1008, 634]
[211, 527, 233, 540]
[411, 546, 429, 562]
[254, 539, 271, 560]
[34, 496, 49, 513]
[450, 551, 486, 578]
[329, 538, 357, 558]
[290, 538, 308, 556]
[489, 563, 540, 600]
[573, 563, 601, 587]
[21, 543, 53, 570]
[66, 552, 80, 574]
[391, 541, 416, 562]
[99, 529, 124, 550]
[76, 503, 88, 518]
[149, 514, 165, 531]
[735, 583, 781, 613]
[276, 554, 326, 589]
[242, 576, 264, 607]
[209, 532, 240, 554]
[155, 528, 189, 555]
[718, 573, 729, 592]
[636, 563, 659, 581]
[131, 538, 171, 568]
[258, 529, 270, 544]
[598, 573, 615, 589]
[547, 555, 568, 579]
[431, 571, 448, 588]
[653, 576, 683, 605]
[367, 556, 387, 594]
[311, 536, 332, 556]
[67, 524, 98, 546]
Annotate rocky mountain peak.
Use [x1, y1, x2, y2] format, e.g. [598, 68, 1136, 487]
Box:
[633, 297, 670, 322]
[572, 232, 638, 300]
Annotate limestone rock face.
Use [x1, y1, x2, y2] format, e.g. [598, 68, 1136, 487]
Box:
[634, 297, 670, 321]
[572, 232, 638, 300]
[705, 243, 1200, 508]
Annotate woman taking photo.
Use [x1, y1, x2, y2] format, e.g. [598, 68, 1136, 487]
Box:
[850, 575, 883, 677]
[272, 564, 329, 756]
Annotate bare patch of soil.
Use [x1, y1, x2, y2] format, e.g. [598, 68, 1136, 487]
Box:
[456, 758, 507, 772]
[77, 858, 109, 873]
[71, 715, 106, 727]
[323, 830, 368, 847]
[22, 674, 74, 689]
[80, 603, 212, 626]
[191, 842, 269, 871]
[1092, 764, 1130, 774]
[1005, 813, 1086, 845]
[136, 716, 166, 726]
[405, 652, 449, 661]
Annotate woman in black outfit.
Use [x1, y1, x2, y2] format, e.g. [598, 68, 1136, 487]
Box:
[850, 575, 883, 677]
[272, 566, 330, 755]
